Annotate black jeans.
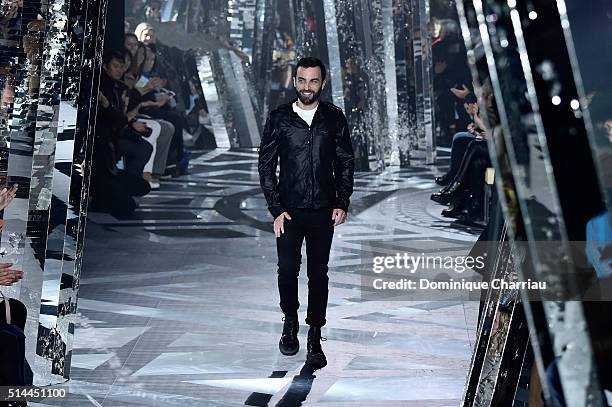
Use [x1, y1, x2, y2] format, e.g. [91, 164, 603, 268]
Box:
[449, 132, 478, 178]
[454, 139, 489, 184]
[91, 166, 151, 218]
[118, 137, 153, 177]
[276, 208, 334, 327]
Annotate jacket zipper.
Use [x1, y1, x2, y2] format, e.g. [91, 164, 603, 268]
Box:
[308, 125, 314, 207]
[293, 106, 316, 207]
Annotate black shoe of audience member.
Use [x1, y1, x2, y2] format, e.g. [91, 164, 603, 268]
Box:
[438, 181, 455, 194]
[441, 204, 466, 219]
[305, 326, 327, 369]
[435, 173, 452, 186]
[442, 199, 484, 222]
[431, 181, 462, 205]
[279, 315, 299, 356]
[465, 201, 484, 222]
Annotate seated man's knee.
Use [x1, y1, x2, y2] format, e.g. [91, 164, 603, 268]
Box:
[452, 132, 471, 143]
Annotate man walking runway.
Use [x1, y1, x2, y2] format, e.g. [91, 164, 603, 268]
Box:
[258, 57, 355, 369]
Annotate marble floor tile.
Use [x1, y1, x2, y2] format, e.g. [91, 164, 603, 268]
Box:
[42, 149, 482, 406]
[72, 327, 150, 350]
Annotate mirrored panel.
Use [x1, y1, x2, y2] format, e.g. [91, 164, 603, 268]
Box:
[2, 0, 56, 384]
[457, 0, 610, 405]
[250, 0, 439, 169]
[562, 0, 612, 216]
[455, 2, 537, 404]
[0, 0, 108, 385]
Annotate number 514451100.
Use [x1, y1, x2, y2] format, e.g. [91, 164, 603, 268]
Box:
[4, 387, 67, 400]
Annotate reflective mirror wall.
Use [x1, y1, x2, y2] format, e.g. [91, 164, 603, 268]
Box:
[1, 0, 108, 385]
[456, 0, 611, 405]
[137, 0, 445, 170]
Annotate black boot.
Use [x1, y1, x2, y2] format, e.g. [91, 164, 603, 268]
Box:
[434, 173, 452, 186]
[305, 326, 327, 369]
[441, 204, 467, 219]
[442, 197, 483, 222]
[463, 198, 484, 222]
[437, 182, 454, 194]
[430, 181, 462, 205]
[279, 315, 299, 356]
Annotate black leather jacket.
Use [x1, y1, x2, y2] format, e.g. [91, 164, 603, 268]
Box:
[258, 100, 355, 219]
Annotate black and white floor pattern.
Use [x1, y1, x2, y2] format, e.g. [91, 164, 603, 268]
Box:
[34, 149, 484, 406]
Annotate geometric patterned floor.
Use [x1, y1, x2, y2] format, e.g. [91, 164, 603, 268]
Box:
[34, 148, 484, 406]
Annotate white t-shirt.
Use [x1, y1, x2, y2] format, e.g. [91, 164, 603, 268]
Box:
[293, 102, 318, 127]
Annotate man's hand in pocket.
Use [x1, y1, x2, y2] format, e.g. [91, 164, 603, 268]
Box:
[274, 212, 292, 237]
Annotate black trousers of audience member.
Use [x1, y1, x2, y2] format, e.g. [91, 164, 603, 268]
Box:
[91, 169, 151, 217]
[118, 137, 153, 177]
[276, 208, 334, 327]
[449, 132, 479, 179]
[454, 140, 490, 205]
[454, 140, 490, 184]
[141, 107, 185, 164]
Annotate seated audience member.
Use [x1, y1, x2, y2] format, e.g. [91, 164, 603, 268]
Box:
[125, 32, 140, 60]
[185, 79, 216, 149]
[435, 94, 484, 186]
[431, 138, 490, 220]
[430, 81, 496, 222]
[91, 50, 151, 217]
[98, 49, 153, 178]
[134, 45, 188, 175]
[134, 22, 156, 46]
[133, 22, 189, 112]
[127, 38, 148, 78]
[144, 0, 162, 22]
[123, 59, 174, 188]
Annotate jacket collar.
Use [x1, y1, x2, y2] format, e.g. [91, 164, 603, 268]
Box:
[284, 98, 328, 126]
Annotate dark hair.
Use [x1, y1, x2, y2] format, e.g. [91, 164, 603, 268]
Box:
[102, 49, 128, 65]
[464, 93, 477, 104]
[142, 44, 157, 73]
[131, 41, 147, 76]
[294, 57, 326, 82]
[125, 33, 138, 41]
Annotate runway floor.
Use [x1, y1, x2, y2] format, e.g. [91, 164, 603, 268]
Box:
[34, 149, 484, 406]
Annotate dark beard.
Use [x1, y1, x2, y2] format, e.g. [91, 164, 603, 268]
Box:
[295, 88, 321, 105]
